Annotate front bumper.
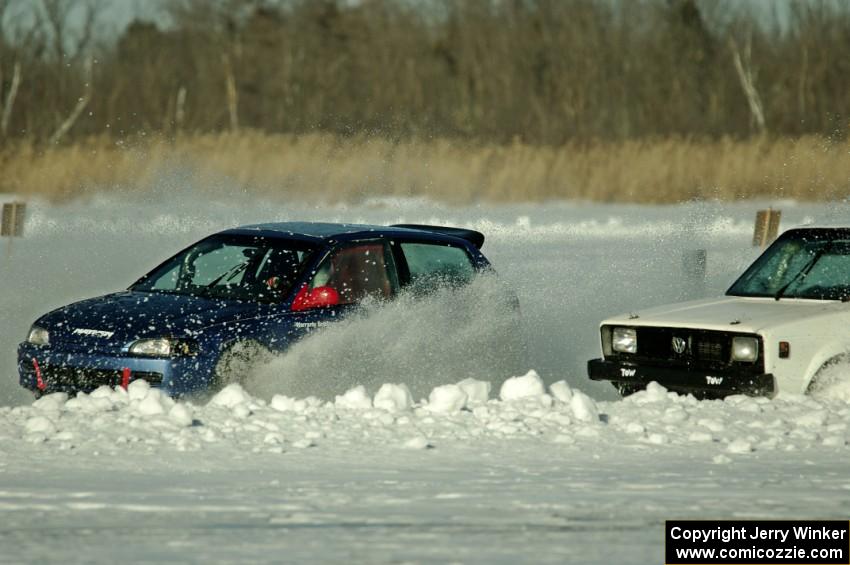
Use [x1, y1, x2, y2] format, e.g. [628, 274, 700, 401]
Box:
[17, 343, 212, 396]
[587, 358, 775, 397]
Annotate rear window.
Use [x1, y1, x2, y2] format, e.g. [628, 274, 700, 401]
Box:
[401, 243, 475, 289]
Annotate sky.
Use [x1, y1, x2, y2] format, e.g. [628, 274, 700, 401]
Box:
[92, 0, 800, 32]
[88, 0, 163, 38]
[2, 0, 834, 44]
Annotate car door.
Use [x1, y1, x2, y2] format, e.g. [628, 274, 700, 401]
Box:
[285, 239, 401, 341]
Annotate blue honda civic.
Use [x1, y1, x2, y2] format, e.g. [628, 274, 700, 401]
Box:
[18, 222, 513, 397]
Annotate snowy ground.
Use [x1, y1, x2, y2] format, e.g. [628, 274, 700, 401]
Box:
[1, 194, 850, 563]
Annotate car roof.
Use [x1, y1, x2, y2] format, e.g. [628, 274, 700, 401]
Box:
[217, 221, 474, 246]
[781, 226, 850, 237]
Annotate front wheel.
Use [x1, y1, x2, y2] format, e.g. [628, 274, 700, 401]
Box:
[806, 355, 850, 397]
[212, 340, 272, 391]
[616, 383, 644, 397]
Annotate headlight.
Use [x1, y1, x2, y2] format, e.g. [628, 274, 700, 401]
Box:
[27, 326, 49, 346]
[129, 338, 197, 357]
[612, 327, 637, 354]
[731, 336, 758, 362]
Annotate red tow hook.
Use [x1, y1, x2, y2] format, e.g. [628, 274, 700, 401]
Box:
[32, 358, 46, 391]
[121, 368, 131, 390]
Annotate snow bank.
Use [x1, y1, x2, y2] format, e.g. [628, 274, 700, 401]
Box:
[3, 378, 848, 458]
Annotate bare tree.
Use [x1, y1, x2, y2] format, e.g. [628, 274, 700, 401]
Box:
[39, 0, 99, 60]
[730, 34, 766, 135]
[175, 85, 187, 133]
[0, 0, 11, 43]
[48, 56, 91, 144]
[40, 0, 70, 60]
[0, 59, 21, 137]
[1, 0, 850, 144]
[222, 53, 238, 132]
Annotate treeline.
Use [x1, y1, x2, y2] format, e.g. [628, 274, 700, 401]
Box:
[1, 0, 849, 145]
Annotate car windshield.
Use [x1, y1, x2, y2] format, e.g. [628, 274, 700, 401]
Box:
[131, 235, 315, 303]
[727, 232, 850, 301]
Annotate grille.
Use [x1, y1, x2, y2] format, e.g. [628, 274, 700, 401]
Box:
[695, 334, 725, 363]
[40, 365, 163, 390]
[632, 327, 760, 370]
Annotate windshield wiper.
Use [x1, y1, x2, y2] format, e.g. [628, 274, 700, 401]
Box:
[206, 261, 249, 289]
[774, 241, 833, 301]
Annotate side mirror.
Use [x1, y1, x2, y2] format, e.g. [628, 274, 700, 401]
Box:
[291, 285, 340, 311]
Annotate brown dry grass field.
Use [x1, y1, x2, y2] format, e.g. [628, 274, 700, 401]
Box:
[1, 132, 848, 204]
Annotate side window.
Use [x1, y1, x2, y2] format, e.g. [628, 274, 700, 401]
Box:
[253, 248, 309, 294]
[309, 242, 399, 305]
[400, 243, 475, 290]
[151, 264, 180, 290]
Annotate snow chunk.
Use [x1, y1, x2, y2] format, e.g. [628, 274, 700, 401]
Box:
[169, 404, 193, 427]
[334, 386, 372, 410]
[374, 383, 414, 413]
[33, 392, 68, 413]
[136, 389, 174, 417]
[698, 419, 725, 433]
[795, 411, 827, 428]
[271, 395, 311, 413]
[499, 370, 545, 401]
[270, 395, 295, 412]
[127, 379, 151, 401]
[570, 390, 599, 423]
[641, 382, 669, 403]
[688, 431, 713, 443]
[457, 378, 491, 405]
[403, 436, 432, 449]
[624, 422, 645, 434]
[25, 416, 56, 435]
[90, 386, 117, 399]
[210, 384, 251, 408]
[137, 394, 165, 416]
[662, 407, 688, 424]
[427, 384, 468, 414]
[646, 433, 668, 445]
[727, 439, 754, 454]
[549, 380, 573, 404]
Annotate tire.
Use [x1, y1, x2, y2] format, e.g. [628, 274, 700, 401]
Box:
[212, 340, 272, 390]
[616, 383, 644, 397]
[806, 355, 849, 395]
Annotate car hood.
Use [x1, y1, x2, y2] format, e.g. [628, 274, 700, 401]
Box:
[36, 291, 266, 350]
[606, 295, 844, 334]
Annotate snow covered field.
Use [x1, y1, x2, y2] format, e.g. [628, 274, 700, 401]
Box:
[1, 195, 850, 563]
